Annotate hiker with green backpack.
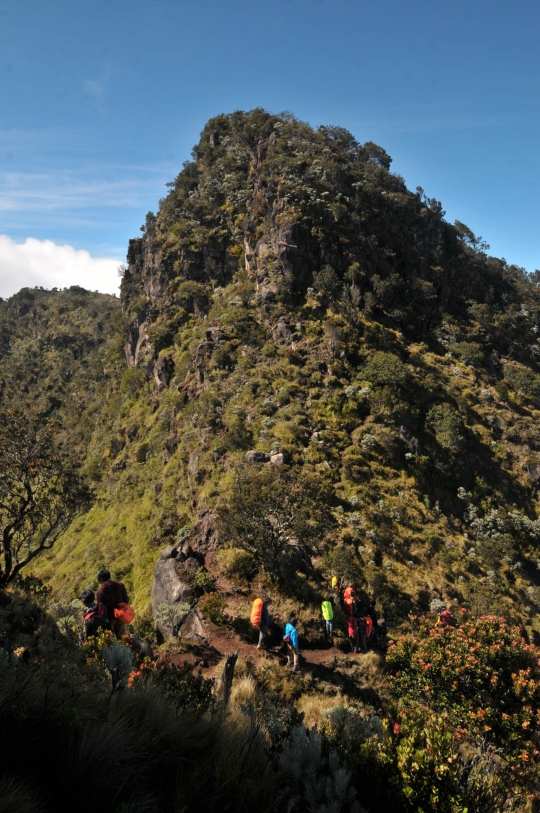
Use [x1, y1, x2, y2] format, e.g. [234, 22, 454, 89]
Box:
[321, 597, 334, 640]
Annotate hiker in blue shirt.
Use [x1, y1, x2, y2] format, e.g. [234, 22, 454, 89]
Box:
[283, 615, 300, 671]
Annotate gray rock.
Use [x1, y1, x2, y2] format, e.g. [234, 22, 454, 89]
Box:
[153, 355, 174, 388]
[159, 545, 175, 561]
[180, 510, 219, 556]
[152, 558, 194, 616]
[260, 283, 279, 301]
[110, 436, 125, 457]
[179, 607, 205, 641]
[175, 557, 200, 581]
[272, 319, 293, 343]
[245, 450, 270, 464]
[270, 452, 287, 465]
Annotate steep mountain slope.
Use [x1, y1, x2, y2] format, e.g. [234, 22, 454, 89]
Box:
[31, 109, 540, 629]
[0, 286, 124, 459]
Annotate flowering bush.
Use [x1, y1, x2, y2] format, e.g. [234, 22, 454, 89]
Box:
[127, 658, 215, 711]
[382, 613, 540, 810]
[14, 573, 52, 600]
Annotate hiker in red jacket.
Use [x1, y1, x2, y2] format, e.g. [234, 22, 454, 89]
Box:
[96, 569, 129, 638]
[343, 585, 356, 616]
[347, 614, 359, 653]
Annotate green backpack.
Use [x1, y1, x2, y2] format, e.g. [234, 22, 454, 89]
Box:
[321, 601, 334, 621]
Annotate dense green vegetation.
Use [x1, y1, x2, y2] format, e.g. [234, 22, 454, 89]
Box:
[3, 108, 540, 810]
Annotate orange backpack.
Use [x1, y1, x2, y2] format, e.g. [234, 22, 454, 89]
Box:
[114, 602, 135, 624]
[250, 598, 263, 627]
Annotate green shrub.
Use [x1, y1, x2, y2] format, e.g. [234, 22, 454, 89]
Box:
[363, 352, 409, 388]
[199, 591, 226, 624]
[217, 548, 257, 582]
[426, 403, 465, 451]
[120, 367, 146, 396]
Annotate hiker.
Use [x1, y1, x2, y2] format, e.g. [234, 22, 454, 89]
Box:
[343, 584, 356, 616]
[438, 608, 457, 627]
[250, 596, 271, 649]
[96, 569, 131, 638]
[347, 614, 359, 653]
[321, 596, 334, 639]
[0, 631, 17, 666]
[283, 615, 300, 671]
[376, 613, 388, 649]
[365, 614, 373, 648]
[357, 615, 368, 653]
[80, 589, 110, 640]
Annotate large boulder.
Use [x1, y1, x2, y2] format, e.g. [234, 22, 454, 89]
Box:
[245, 450, 270, 464]
[152, 510, 219, 638]
[179, 607, 205, 642]
[152, 558, 195, 638]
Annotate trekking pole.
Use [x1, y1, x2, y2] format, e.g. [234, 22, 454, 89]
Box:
[219, 650, 239, 704]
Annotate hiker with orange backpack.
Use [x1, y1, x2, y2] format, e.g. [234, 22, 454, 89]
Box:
[250, 596, 271, 649]
[96, 569, 134, 639]
[80, 589, 110, 640]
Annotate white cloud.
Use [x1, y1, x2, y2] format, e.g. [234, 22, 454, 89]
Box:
[0, 235, 121, 299]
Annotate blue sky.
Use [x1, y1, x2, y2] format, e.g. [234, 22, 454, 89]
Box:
[0, 0, 538, 297]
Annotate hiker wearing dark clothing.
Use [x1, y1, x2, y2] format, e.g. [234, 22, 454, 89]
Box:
[80, 589, 109, 640]
[258, 600, 271, 648]
[376, 614, 388, 649]
[347, 615, 359, 653]
[357, 616, 367, 653]
[96, 569, 129, 638]
[284, 615, 300, 670]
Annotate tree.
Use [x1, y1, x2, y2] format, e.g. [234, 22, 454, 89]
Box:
[426, 403, 465, 452]
[0, 408, 93, 586]
[218, 466, 336, 585]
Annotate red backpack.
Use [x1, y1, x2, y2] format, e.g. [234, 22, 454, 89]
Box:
[114, 602, 135, 624]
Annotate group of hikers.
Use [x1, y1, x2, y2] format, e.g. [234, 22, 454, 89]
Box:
[80, 569, 134, 640]
[250, 576, 388, 670]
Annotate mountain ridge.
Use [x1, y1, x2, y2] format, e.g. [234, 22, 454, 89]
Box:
[2, 108, 540, 633]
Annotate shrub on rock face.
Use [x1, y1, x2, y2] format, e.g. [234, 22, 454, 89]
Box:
[383, 613, 540, 811]
[199, 591, 226, 624]
[217, 547, 257, 582]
